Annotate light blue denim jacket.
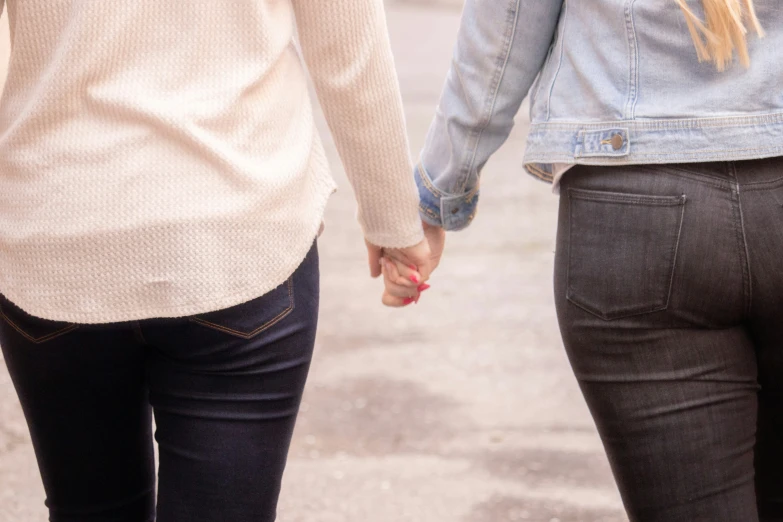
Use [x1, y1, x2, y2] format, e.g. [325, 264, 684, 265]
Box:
[417, 0, 783, 230]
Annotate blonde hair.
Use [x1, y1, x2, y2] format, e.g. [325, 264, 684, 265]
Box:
[676, 0, 764, 71]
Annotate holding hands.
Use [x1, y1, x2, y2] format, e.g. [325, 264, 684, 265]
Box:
[367, 222, 446, 307]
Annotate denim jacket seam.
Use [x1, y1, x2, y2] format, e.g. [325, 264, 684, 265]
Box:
[458, 0, 521, 194]
[419, 161, 480, 202]
[618, 146, 778, 157]
[545, 0, 567, 121]
[451, 67, 479, 124]
[528, 111, 783, 130]
[525, 145, 782, 163]
[419, 203, 441, 222]
[623, 0, 640, 119]
[525, 163, 555, 182]
[417, 161, 446, 198]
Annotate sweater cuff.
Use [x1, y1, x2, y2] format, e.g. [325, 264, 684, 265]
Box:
[358, 203, 425, 249]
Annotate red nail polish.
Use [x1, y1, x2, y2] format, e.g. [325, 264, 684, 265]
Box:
[403, 297, 415, 305]
[409, 275, 419, 284]
[408, 264, 417, 271]
[417, 283, 431, 292]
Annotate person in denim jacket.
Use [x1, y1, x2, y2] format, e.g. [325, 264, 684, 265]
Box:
[382, 1, 783, 520]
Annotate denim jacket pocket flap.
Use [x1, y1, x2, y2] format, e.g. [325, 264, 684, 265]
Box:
[566, 188, 687, 320]
[189, 277, 295, 339]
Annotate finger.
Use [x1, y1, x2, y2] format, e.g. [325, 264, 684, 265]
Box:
[387, 243, 433, 282]
[384, 256, 421, 286]
[381, 257, 412, 288]
[384, 282, 419, 298]
[381, 260, 420, 298]
[366, 242, 382, 278]
[413, 252, 433, 282]
[385, 257, 430, 295]
[382, 291, 416, 308]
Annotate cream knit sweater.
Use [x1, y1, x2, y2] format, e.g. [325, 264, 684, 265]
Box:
[0, 0, 425, 323]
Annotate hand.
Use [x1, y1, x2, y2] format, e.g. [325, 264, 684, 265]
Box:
[421, 221, 446, 273]
[377, 222, 446, 307]
[365, 234, 434, 307]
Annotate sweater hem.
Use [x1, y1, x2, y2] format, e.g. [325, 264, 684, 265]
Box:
[0, 177, 338, 325]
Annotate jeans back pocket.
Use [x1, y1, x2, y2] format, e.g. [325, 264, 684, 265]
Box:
[0, 295, 79, 343]
[566, 188, 687, 320]
[189, 277, 295, 339]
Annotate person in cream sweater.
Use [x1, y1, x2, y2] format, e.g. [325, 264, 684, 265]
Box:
[0, 1, 442, 520]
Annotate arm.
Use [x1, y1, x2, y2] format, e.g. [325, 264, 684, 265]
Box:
[292, 0, 424, 249]
[418, 0, 564, 231]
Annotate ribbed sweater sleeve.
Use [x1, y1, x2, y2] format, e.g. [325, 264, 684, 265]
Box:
[292, 0, 424, 248]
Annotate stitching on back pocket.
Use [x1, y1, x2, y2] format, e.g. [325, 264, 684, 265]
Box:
[566, 188, 687, 321]
[0, 300, 79, 344]
[189, 277, 295, 340]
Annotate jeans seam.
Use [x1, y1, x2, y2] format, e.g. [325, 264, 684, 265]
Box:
[568, 188, 685, 206]
[730, 163, 753, 317]
[736, 174, 783, 189]
[575, 163, 731, 190]
[133, 322, 148, 346]
[633, 164, 733, 188]
[666, 198, 688, 313]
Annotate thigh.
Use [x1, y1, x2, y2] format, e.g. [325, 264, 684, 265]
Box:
[739, 175, 783, 522]
[0, 296, 154, 522]
[753, 342, 783, 522]
[145, 244, 319, 522]
[561, 322, 758, 522]
[555, 166, 759, 522]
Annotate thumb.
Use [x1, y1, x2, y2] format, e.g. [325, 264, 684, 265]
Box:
[366, 241, 383, 278]
[388, 239, 433, 282]
[409, 245, 433, 282]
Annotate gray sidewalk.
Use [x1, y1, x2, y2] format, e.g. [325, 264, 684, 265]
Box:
[0, 5, 626, 522]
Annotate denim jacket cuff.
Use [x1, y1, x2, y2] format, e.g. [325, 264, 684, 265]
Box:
[414, 163, 478, 231]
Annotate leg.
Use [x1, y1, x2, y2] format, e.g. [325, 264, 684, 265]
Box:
[732, 165, 783, 522]
[0, 297, 155, 522]
[145, 244, 319, 522]
[555, 165, 759, 522]
[753, 342, 783, 522]
[560, 323, 758, 522]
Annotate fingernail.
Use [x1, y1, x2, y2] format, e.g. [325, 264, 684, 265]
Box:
[417, 283, 430, 292]
[408, 264, 416, 270]
[403, 297, 415, 306]
[409, 276, 419, 284]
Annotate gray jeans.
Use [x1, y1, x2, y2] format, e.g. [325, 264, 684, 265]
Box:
[555, 159, 783, 522]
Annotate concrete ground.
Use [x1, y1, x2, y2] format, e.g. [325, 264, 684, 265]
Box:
[0, 4, 628, 521]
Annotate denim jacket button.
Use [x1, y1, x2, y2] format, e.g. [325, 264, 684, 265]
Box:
[610, 134, 624, 150]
